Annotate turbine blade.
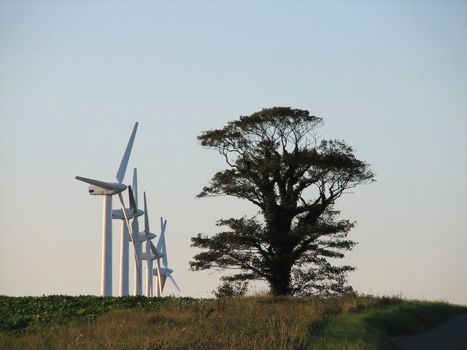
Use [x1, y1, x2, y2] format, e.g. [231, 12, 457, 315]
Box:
[157, 260, 166, 296]
[160, 275, 166, 292]
[167, 274, 180, 292]
[157, 260, 162, 296]
[116, 122, 138, 184]
[128, 185, 137, 213]
[75, 176, 120, 191]
[150, 241, 157, 256]
[143, 192, 149, 233]
[118, 192, 139, 266]
[155, 259, 162, 296]
[132, 168, 138, 207]
[156, 218, 168, 267]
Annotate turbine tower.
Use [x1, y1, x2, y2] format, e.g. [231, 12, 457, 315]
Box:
[76, 122, 139, 296]
[132, 191, 144, 296]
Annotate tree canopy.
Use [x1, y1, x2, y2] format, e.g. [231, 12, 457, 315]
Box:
[190, 107, 375, 296]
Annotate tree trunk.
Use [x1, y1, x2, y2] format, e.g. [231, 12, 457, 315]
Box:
[265, 212, 294, 296]
[268, 260, 292, 296]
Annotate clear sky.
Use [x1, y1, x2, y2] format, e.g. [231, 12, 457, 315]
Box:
[1, 0, 466, 304]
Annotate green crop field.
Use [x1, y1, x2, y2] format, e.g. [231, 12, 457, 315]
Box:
[1, 294, 465, 349]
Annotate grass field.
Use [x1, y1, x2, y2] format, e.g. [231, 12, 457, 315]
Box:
[1, 294, 465, 349]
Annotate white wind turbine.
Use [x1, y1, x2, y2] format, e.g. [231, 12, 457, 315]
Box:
[152, 218, 180, 296]
[75, 122, 139, 296]
[141, 192, 158, 297]
[112, 168, 144, 296]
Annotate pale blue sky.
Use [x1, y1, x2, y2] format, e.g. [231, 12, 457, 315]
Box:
[1, 1, 466, 303]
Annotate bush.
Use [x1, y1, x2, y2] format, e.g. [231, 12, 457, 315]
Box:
[213, 281, 248, 298]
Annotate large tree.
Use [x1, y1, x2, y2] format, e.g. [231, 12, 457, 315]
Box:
[190, 107, 374, 296]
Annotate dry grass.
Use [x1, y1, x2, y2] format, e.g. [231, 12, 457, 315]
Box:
[3, 294, 464, 349]
[1, 295, 379, 350]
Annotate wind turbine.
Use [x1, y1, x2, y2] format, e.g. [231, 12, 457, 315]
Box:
[152, 218, 180, 296]
[75, 122, 138, 296]
[112, 168, 144, 296]
[141, 192, 157, 297]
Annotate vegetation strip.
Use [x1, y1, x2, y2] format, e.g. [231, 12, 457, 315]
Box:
[0, 295, 198, 333]
[1, 295, 465, 349]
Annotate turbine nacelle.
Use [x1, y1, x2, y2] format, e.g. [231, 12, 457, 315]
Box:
[153, 267, 180, 292]
[156, 267, 173, 276]
[145, 232, 157, 240]
[142, 252, 157, 261]
[129, 231, 155, 242]
[150, 241, 165, 259]
[112, 208, 144, 220]
[76, 176, 127, 196]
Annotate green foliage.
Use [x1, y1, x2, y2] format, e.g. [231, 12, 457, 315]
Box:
[191, 107, 375, 296]
[213, 280, 249, 298]
[365, 300, 467, 336]
[0, 295, 197, 333]
[310, 297, 467, 349]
